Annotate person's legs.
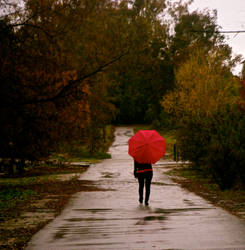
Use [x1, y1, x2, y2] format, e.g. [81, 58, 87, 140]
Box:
[138, 177, 144, 203]
[145, 172, 153, 205]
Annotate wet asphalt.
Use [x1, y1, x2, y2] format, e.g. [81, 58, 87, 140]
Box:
[26, 127, 245, 250]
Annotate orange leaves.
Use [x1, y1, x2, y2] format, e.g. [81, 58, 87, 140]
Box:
[55, 70, 78, 93]
[82, 84, 91, 95]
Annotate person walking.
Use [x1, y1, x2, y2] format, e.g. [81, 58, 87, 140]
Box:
[129, 130, 165, 206]
[134, 160, 153, 206]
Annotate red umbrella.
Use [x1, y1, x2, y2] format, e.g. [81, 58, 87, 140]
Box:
[128, 130, 166, 164]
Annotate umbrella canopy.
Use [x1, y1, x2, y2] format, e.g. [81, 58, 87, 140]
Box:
[128, 130, 165, 164]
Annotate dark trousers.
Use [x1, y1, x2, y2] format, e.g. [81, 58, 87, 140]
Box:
[137, 171, 153, 203]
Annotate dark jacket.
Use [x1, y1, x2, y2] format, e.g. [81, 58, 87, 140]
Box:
[134, 160, 152, 177]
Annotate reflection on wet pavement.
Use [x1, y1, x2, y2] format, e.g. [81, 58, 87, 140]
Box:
[26, 127, 245, 250]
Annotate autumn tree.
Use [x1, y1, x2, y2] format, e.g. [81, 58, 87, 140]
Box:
[110, 0, 228, 125]
[162, 47, 240, 120]
[162, 45, 244, 189]
[0, 0, 131, 163]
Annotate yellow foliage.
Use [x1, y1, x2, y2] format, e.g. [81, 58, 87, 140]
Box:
[162, 48, 240, 119]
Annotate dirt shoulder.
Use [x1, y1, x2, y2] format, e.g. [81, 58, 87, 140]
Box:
[167, 164, 245, 221]
[0, 165, 110, 250]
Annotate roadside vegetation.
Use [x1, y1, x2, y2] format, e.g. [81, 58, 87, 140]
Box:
[0, 125, 115, 249]
[167, 165, 245, 220]
[50, 125, 115, 163]
[162, 49, 245, 190]
[133, 124, 245, 220]
[0, 124, 115, 216]
[0, 170, 108, 249]
[161, 48, 245, 214]
[1, 0, 245, 246]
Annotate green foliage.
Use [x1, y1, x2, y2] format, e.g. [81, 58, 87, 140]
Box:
[109, 0, 174, 124]
[0, 175, 58, 187]
[0, 189, 36, 201]
[176, 114, 212, 166]
[206, 107, 245, 189]
[52, 143, 111, 162]
[168, 164, 245, 215]
[176, 106, 245, 189]
[171, 11, 221, 54]
[159, 129, 176, 159]
[51, 125, 114, 162]
[0, 189, 37, 210]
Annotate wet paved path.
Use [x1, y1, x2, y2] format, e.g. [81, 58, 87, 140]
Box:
[26, 127, 245, 250]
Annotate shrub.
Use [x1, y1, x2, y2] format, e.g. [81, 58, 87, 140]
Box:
[176, 106, 245, 189]
[176, 114, 211, 166]
[206, 106, 245, 189]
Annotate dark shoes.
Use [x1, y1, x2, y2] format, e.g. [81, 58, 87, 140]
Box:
[139, 199, 149, 206]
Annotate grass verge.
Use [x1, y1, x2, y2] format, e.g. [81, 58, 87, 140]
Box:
[49, 125, 115, 163]
[167, 165, 245, 220]
[0, 125, 116, 249]
[0, 166, 110, 249]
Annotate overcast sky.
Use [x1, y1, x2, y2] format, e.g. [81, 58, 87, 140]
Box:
[189, 0, 245, 75]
